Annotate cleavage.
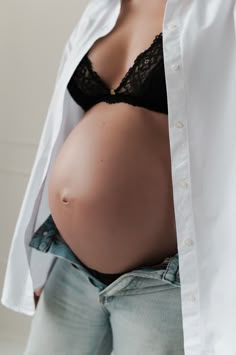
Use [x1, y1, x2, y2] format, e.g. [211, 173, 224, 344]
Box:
[85, 30, 163, 92]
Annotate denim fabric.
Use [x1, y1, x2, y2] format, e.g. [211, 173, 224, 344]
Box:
[26, 215, 183, 354]
[29, 214, 180, 287]
[24, 254, 184, 355]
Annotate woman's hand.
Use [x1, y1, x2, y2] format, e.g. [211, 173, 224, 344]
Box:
[34, 287, 44, 308]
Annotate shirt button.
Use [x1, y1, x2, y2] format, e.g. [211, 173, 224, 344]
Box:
[188, 292, 197, 302]
[43, 231, 48, 236]
[168, 23, 177, 31]
[179, 179, 189, 188]
[175, 121, 184, 128]
[171, 63, 180, 71]
[184, 238, 194, 247]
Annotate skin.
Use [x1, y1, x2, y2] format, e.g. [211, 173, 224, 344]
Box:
[34, 288, 43, 308]
[46, 0, 178, 273]
[45, 0, 177, 279]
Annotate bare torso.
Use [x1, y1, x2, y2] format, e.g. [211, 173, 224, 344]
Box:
[48, 0, 178, 273]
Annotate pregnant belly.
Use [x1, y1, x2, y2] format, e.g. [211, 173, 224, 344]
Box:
[48, 102, 177, 273]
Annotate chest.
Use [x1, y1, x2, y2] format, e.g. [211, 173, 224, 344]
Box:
[86, 1, 167, 90]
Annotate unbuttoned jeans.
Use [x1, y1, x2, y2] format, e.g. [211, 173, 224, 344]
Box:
[24, 252, 184, 355]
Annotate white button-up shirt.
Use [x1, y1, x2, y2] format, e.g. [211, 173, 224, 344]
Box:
[2, 0, 236, 354]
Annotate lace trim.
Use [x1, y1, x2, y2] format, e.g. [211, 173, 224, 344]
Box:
[67, 29, 166, 109]
[84, 31, 163, 93]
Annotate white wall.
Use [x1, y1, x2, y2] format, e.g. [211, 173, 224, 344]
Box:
[0, 1, 88, 353]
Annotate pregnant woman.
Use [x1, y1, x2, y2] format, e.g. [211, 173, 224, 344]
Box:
[25, 0, 183, 354]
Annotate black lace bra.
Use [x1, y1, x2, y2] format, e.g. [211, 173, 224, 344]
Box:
[67, 31, 168, 114]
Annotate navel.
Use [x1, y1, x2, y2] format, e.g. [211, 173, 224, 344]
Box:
[60, 189, 71, 205]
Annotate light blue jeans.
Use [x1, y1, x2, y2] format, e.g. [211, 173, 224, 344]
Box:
[24, 250, 184, 354]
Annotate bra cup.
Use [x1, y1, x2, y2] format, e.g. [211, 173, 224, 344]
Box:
[67, 32, 168, 114]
